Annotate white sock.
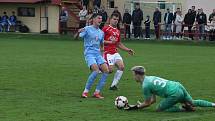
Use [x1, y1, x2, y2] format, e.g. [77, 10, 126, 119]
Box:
[83, 88, 89, 93]
[212, 103, 215, 107]
[95, 89, 100, 93]
[111, 70, 123, 87]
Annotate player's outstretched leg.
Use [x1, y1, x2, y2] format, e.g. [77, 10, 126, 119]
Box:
[110, 70, 123, 90]
[93, 72, 108, 99]
[192, 100, 215, 107]
[82, 71, 99, 98]
[110, 60, 124, 90]
[93, 63, 109, 99]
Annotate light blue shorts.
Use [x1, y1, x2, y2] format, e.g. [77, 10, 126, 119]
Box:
[85, 53, 106, 68]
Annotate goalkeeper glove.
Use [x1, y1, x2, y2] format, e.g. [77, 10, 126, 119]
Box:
[124, 104, 139, 110]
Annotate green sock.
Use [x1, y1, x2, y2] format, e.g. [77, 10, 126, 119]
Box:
[193, 100, 213, 107]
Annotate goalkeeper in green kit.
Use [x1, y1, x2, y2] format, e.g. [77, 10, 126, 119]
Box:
[125, 66, 215, 112]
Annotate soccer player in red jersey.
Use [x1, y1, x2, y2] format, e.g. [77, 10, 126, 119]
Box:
[102, 13, 135, 90]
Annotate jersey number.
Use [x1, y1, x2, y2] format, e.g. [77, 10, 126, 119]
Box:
[153, 79, 167, 88]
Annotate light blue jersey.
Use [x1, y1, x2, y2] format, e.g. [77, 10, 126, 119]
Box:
[79, 25, 104, 55]
[80, 25, 105, 67]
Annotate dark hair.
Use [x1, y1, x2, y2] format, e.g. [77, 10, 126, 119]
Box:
[91, 13, 102, 19]
[110, 13, 119, 18]
[134, 71, 145, 75]
[135, 3, 140, 6]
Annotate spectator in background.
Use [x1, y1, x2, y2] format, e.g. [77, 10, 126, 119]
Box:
[209, 16, 215, 41]
[8, 11, 17, 32]
[144, 15, 151, 39]
[0, 16, 2, 32]
[209, 9, 215, 23]
[79, 6, 88, 28]
[174, 11, 183, 39]
[191, 6, 197, 17]
[196, 8, 207, 40]
[74, 9, 92, 38]
[112, 7, 122, 29]
[86, 9, 93, 26]
[93, 5, 99, 14]
[163, 8, 173, 40]
[82, 0, 89, 9]
[184, 9, 195, 40]
[99, 6, 108, 29]
[173, 8, 181, 38]
[190, 6, 197, 39]
[132, 3, 143, 39]
[60, 6, 69, 34]
[123, 9, 132, 38]
[173, 8, 181, 23]
[1, 12, 9, 32]
[153, 7, 161, 39]
[93, 0, 101, 9]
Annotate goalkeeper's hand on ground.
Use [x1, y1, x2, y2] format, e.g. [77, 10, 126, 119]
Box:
[124, 104, 139, 110]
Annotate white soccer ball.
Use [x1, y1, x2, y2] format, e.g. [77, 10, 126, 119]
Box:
[114, 96, 128, 109]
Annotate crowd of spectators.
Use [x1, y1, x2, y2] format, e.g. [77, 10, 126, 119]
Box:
[75, 1, 215, 41]
[124, 4, 215, 41]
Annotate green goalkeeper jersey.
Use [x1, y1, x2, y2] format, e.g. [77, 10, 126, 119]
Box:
[142, 76, 180, 100]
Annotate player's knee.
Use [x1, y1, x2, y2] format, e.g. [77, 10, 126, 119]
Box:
[156, 105, 165, 112]
[118, 66, 124, 71]
[103, 69, 109, 73]
[108, 69, 113, 73]
[94, 70, 100, 74]
[156, 108, 163, 112]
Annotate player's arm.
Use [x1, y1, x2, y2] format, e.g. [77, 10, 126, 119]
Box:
[100, 32, 105, 52]
[124, 98, 151, 110]
[137, 98, 152, 109]
[150, 94, 156, 104]
[117, 42, 135, 55]
[125, 88, 155, 110]
[104, 36, 117, 44]
[104, 39, 115, 44]
[74, 28, 85, 38]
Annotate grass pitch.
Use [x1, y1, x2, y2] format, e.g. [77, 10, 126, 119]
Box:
[0, 34, 215, 121]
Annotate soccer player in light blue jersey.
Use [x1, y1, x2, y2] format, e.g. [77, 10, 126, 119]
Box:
[125, 66, 215, 111]
[79, 13, 109, 99]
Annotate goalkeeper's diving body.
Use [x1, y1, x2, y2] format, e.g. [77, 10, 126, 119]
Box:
[126, 66, 215, 112]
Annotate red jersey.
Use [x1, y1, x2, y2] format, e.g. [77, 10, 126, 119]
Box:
[102, 25, 121, 54]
